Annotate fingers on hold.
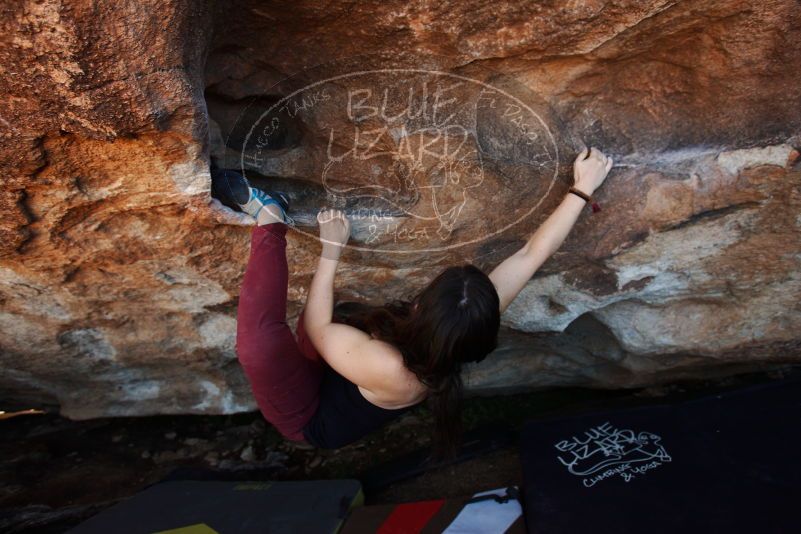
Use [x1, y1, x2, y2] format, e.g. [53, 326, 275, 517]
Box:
[606, 158, 613, 171]
[575, 147, 588, 167]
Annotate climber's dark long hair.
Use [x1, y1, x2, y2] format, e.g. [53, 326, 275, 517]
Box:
[332, 264, 501, 459]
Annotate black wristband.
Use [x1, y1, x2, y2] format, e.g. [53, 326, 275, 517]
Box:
[568, 186, 591, 202]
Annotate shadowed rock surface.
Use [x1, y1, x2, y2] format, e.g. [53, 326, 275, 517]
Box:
[0, 0, 799, 418]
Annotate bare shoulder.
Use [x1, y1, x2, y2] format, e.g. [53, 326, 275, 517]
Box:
[361, 338, 428, 407]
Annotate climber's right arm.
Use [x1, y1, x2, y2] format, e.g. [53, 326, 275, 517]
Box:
[488, 192, 588, 314]
[488, 147, 612, 314]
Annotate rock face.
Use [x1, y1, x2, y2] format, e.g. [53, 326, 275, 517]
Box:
[1, 0, 799, 418]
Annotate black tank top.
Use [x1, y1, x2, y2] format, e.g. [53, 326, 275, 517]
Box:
[302, 364, 416, 449]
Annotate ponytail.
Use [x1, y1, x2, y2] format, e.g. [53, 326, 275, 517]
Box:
[428, 368, 464, 461]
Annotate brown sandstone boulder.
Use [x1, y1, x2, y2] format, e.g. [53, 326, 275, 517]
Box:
[0, 0, 799, 418]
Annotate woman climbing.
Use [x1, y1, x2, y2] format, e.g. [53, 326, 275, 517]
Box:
[211, 146, 613, 457]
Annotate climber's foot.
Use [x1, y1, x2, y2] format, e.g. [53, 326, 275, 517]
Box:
[257, 203, 285, 226]
[210, 168, 293, 225]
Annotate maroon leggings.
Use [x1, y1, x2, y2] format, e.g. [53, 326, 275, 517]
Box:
[235, 223, 324, 442]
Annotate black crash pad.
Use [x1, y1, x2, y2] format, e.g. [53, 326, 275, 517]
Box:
[520, 375, 801, 534]
[68, 479, 363, 534]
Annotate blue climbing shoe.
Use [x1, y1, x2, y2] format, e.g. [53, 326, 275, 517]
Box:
[210, 168, 294, 225]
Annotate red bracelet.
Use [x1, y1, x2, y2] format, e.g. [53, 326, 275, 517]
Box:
[568, 186, 601, 213]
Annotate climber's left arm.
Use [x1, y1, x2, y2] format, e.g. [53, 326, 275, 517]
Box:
[303, 210, 399, 391]
[304, 275, 387, 389]
[304, 208, 350, 331]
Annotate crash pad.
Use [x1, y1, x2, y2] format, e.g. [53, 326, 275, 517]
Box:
[520, 375, 801, 533]
[68, 479, 363, 534]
